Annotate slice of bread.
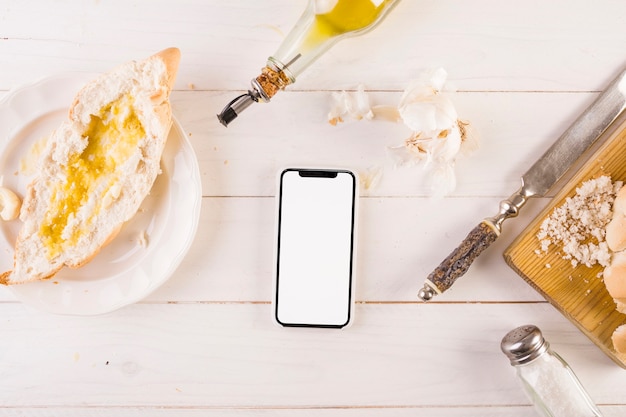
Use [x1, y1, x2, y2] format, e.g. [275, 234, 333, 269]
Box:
[0, 47, 181, 285]
[612, 324, 626, 357]
[603, 251, 626, 299]
[604, 185, 626, 355]
[606, 185, 626, 252]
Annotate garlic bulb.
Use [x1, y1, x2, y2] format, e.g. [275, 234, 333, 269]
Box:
[390, 68, 478, 196]
[327, 68, 478, 196]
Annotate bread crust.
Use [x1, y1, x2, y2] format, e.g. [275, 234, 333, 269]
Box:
[1, 48, 180, 285]
[613, 325, 626, 353]
[66, 224, 123, 269]
[156, 47, 181, 91]
[606, 186, 626, 252]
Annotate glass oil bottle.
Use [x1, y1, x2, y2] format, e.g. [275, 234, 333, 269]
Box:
[218, 0, 401, 126]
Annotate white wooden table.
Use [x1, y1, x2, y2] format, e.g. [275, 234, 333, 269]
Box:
[1, 0, 626, 415]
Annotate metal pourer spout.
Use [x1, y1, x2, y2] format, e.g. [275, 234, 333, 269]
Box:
[217, 77, 272, 127]
[217, 91, 257, 127]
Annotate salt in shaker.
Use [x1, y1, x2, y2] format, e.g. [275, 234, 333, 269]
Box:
[500, 324, 603, 417]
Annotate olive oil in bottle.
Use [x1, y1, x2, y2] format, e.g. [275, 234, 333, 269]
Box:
[218, 0, 401, 126]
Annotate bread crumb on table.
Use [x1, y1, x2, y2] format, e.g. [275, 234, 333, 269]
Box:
[537, 175, 622, 268]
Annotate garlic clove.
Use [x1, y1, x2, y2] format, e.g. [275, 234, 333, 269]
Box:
[0, 186, 22, 221]
[327, 84, 373, 125]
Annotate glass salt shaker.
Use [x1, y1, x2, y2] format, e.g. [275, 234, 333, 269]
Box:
[500, 324, 603, 417]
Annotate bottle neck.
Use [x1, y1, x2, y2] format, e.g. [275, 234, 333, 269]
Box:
[252, 61, 294, 102]
[260, 0, 401, 93]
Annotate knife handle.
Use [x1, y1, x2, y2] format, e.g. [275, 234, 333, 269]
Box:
[418, 221, 500, 301]
[418, 189, 530, 301]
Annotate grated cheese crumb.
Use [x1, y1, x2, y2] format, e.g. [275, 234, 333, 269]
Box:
[537, 175, 622, 268]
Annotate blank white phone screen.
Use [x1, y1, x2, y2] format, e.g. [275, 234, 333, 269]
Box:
[275, 169, 356, 328]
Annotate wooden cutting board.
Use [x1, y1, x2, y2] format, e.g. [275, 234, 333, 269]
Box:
[504, 120, 626, 368]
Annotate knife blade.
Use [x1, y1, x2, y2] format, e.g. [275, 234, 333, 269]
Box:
[418, 69, 626, 301]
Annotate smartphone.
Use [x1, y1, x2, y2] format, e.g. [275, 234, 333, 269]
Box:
[274, 168, 358, 328]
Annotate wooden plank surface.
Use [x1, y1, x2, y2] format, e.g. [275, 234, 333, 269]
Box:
[0, 303, 620, 407]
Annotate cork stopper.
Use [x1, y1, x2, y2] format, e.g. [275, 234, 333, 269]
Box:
[501, 324, 550, 365]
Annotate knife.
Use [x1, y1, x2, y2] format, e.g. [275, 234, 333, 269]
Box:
[418, 69, 626, 301]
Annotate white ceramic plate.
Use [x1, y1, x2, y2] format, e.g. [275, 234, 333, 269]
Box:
[0, 73, 202, 315]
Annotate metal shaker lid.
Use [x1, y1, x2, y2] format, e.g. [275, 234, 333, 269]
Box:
[501, 324, 550, 365]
